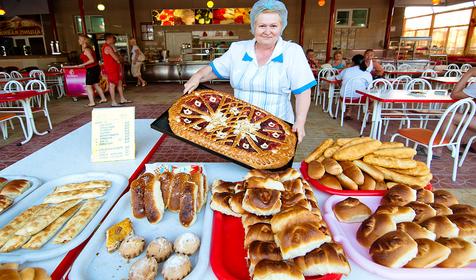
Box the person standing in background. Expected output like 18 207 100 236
364 49 384 78
102 33 132 106
129 38 147 87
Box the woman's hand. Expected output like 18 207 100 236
292 119 306 144
183 74 201 94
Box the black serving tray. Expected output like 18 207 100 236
150 85 296 171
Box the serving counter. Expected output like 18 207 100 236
0 54 68 70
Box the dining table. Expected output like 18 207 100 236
320 77 341 118
423 76 476 89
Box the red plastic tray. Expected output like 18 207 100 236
210 212 343 280
300 161 432 196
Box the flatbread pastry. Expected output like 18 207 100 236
168 90 297 169
53 180 111 194
0 179 31 199
0 195 13 214
53 199 104 244
0 205 46 247
0 234 31 253
22 204 81 249
43 187 108 204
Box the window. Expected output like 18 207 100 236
74 15 105 34
433 9 472 28
141 23 154 41
405 16 432 30
335 9 368 28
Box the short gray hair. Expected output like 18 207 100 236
250 0 288 35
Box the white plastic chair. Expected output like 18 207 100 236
335 76 369 127
4 80 24 92
405 78 433 91
10 71 23 79
461 64 472 72
316 68 338 108
0 112 27 140
24 79 52 130
29 70 46 82
421 69 438 78
444 69 463 78
47 66 60 72
382 64 396 71
398 64 413 71
360 79 393 135
447 63 459 70
391 75 412 90
0 72 11 81
459 135 476 168
391 98 476 181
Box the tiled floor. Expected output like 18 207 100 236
1 82 475 203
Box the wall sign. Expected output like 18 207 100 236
0 15 42 36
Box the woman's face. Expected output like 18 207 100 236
78 36 84 45
254 12 282 47
335 53 342 61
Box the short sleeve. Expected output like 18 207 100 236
287 44 317 94
336 69 346 81
209 43 235 79
463 83 476 98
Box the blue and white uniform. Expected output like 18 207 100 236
209 37 316 123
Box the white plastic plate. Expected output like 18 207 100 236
323 195 476 280
0 175 42 215
0 172 128 263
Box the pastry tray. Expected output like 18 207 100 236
300 161 432 196
0 175 42 215
322 195 476 280
69 164 213 280
150 87 296 171
0 172 128 263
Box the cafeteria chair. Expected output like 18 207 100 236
47 66 60 72
0 72 11 81
335 77 369 127
421 69 438 78
315 68 338 108
0 113 27 141
360 79 394 135
4 80 24 92
444 69 463 78
24 80 52 130
29 70 46 82
397 64 413 71
10 71 23 79
382 64 396 71
461 64 472 72
405 78 432 91
391 98 476 181
447 64 459 70
391 75 412 90
459 135 476 168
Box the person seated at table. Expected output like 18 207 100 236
327 50 346 70
335 54 373 120
306 49 319 77
364 49 384 78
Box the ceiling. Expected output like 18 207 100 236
396 0 473 6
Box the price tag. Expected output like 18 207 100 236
91 106 135 162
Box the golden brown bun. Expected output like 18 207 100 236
318 174 342 190
420 216 460 238
168 173 191 212
416 189 434 204
308 161 325 180
333 197 371 223
429 203 453 216
373 147 417 159
229 191 246 215
294 243 350 276
210 192 240 217
242 188 282 216
246 176 285 191
375 181 388 190
380 142 405 149
447 214 476 242
305 139 334 163
281 193 311 211
270 206 321 233
356 214 397 248
335 138 354 146
157 171 173 208
433 190 459 207
142 173 165 224
360 174 376 191
390 161 431 176
386 182 400 189
242 214 271 233
340 137 372 149
369 230 418 268
253 260 304 280
450 204 476 216
405 201 437 224
375 205 416 223
323 145 340 158
374 166 430 188
282 178 305 195
380 184 417 206
333 139 382 161
0 179 30 198
211 180 238 194
352 160 385 182
0 263 19 270
336 173 358 191
363 155 417 169
244 223 274 248
397 222 436 240
245 168 300 183
0 269 21 280
437 237 476 268
322 158 343 176
405 238 451 268
130 176 146 219
342 161 364 185
19 267 51 280
248 241 282 273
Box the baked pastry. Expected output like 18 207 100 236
247 241 282 273
374 205 416 223
211 180 237 194
405 201 437 223
270 206 321 233
369 230 418 268
433 190 459 207
281 193 310 211
336 173 358 190
244 223 274 248
229 191 246 215
191 172 207 211
242 214 271 233
447 214 476 241
307 160 325 180
179 182 198 227
105 218 134 253
130 176 146 219
429 203 453 216
242 188 282 216
322 158 343 176
420 216 459 238
210 192 240 217
141 173 165 224
352 160 385 182
318 174 342 190
359 173 376 190
53 180 111 193
0 177 7 185
375 180 388 190
283 179 305 195
380 185 417 206
332 139 382 161
168 173 191 212
323 145 340 158
450 204 476 216
294 243 350 276
372 147 417 159
174 232 200 255
396 222 436 240
0 195 13 213
0 269 21 280
416 189 434 204
161 254 192 280
390 161 430 177
253 259 304 280
356 214 396 248
53 199 104 244
437 237 476 268
333 197 371 223
119 234 146 259
363 155 417 170
146 237 173 262
19 267 51 280
0 205 46 247
42 187 108 204
305 139 334 163
0 234 31 252
340 161 364 185
129 257 159 280
0 179 31 198
157 171 173 208
169 90 297 169
374 166 431 188
246 177 284 191
405 238 451 268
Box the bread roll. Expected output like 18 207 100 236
340 161 364 185
450 204 476 216
179 181 198 227
247 241 282 274
373 147 417 159
405 201 437 224
210 192 240 217
0 179 31 199
386 182 400 189
283 179 305 195
333 197 371 223
245 168 300 183
322 158 343 175
375 205 416 223
244 223 274 248
130 176 146 219
380 142 404 149
336 173 358 191
420 216 460 238
0 269 21 280
191 172 207 210
211 180 237 194
357 214 397 248
433 190 459 207
242 214 271 234
168 173 191 212
318 174 342 190
19 267 51 280
437 237 476 268
305 139 334 163
353 160 385 182
429 203 453 216
282 194 311 211
0 263 19 270
405 239 451 268
369 230 418 268
416 189 434 204
229 192 246 215
333 140 382 161
323 145 340 158
336 138 354 146
270 206 321 233
340 137 372 149
308 161 325 180
294 243 351 276
142 173 165 224
390 161 430 176
397 222 436 240
447 214 476 242
242 188 282 216
374 166 430 188
363 155 417 169
360 174 376 190
253 260 304 280
246 176 285 191
375 181 387 190
380 184 417 206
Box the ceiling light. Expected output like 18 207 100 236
318 0 325 7
97 3 105 11
0 8 6 16
207 1 214 8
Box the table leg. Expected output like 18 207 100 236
58 76 66 98
18 98 49 145
369 100 382 139
327 83 335 118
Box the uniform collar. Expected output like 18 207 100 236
242 37 285 64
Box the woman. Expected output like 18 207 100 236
77 34 107 107
327 50 346 70
130 38 147 87
335 54 373 120
306 49 319 77
184 0 315 143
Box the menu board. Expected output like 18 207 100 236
152 8 251 26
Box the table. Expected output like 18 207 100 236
0 77 33 89
0 90 51 145
423 76 476 89
356 89 455 139
0 119 164 279
320 77 340 118
45 72 66 98
384 70 444 79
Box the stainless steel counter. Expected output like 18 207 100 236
125 60 214 83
